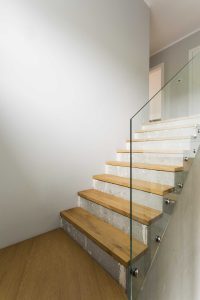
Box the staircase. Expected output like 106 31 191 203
60 114 200 297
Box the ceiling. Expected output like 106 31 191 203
145 0 200 55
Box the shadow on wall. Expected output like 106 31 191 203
0 131 35 248
0 124 75 248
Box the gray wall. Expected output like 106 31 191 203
138 152 200 300
150 30 200 119
0 0 149 248
150 30 200 82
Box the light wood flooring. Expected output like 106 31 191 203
0 229 127 300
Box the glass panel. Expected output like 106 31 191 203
129 52 200 300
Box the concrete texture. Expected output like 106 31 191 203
126 138 196 151
117 152 185 166
93 180 163 211
62 218 127 289
134 126 199 139
136 149 200 300
105 164 183 186
79 196 148 244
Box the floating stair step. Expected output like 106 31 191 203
127 136 191 143
117 151 184 168
117 149 185 154
93 174 174 196
78 189 162 225
135 124 198 133
142 115 200 130
60 207 147 266
126 136 195 152
134 125 199 140
106 161 183 172
143 114 200 126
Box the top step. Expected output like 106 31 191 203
142 114 200 131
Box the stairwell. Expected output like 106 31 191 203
60 114 200 298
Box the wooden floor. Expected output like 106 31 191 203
0 229 127 300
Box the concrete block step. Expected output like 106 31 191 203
93 174 174 211
134 125 199 139
126 136 197 151
61 207 148 290
117 150 185 166
78 189 163 246
105 161 184 186
142 114 200 131
78 189 162 225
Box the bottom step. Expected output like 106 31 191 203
60 207 148 289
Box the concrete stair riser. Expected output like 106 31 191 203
61 192 175 295
105 164 184 186
134 126 199 139
62 217 154 296
142 117 200 130
62 218 128 289
79 196 171 252
79 196 148 244
116 152 185 166
93 179 164 211
126 139 193 151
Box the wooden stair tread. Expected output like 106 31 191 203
60 207 147 266
93 174 174 196
78 189 162 225
143 114 200 125
117 149 185 154
106 161 183 172
127 136 191 142
135 124 198 133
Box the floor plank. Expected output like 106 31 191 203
0 229 127 300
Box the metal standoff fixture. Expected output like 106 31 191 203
177 183 184 189
155 235 161 243
130 268 139 278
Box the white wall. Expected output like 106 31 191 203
0 0 149 248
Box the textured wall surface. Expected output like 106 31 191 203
137 150 200 300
